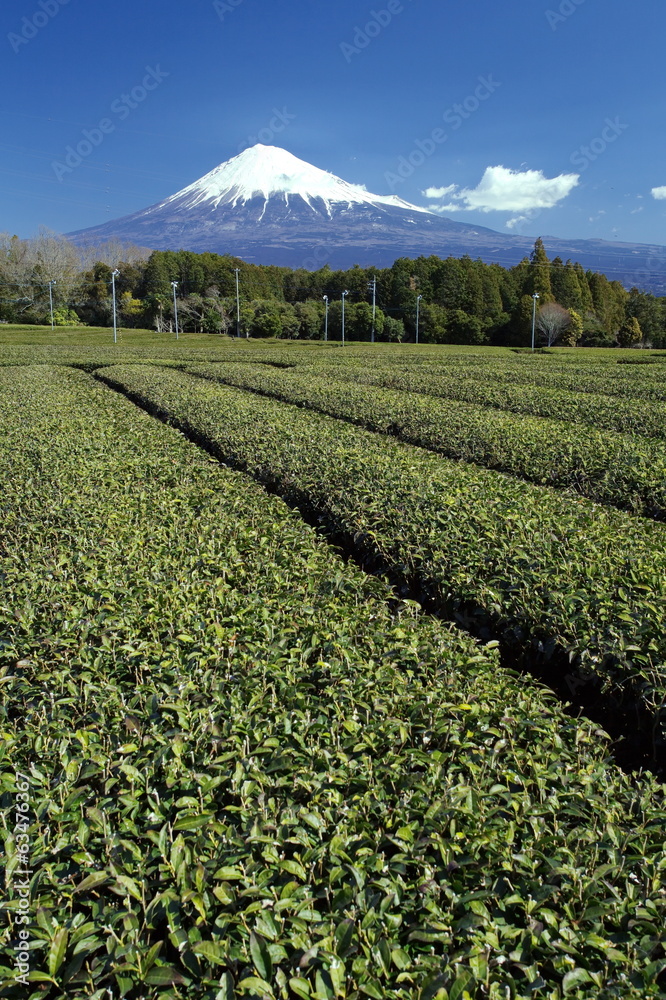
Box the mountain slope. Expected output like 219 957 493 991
68 145 666 292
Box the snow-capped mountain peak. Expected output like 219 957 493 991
67 145 666 292
162 144 432 216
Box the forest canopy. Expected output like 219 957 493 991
1 230 665 347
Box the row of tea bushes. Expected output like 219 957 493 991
292 351 666 396
98 365 666 760
183 362 666 520
295 362 666 439
5 369 666 997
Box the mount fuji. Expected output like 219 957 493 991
68 145 666 292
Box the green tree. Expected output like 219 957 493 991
625 288 662 346
560 309 583 346
446 309 487 345
276 302 300 339
432 257 464 310
573 263 594 315
506 294 537 346
382 316 405 342
119 292 144 328
528 238 553 301
142 253 173 298
418 302 448 343
249 301 282 338
294 301 322 339
617 315 642 347
352 301 385 341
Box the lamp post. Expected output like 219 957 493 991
368 277 377 343
416 294 423 345
234 268 241 338
171 281 179 340
111 269 120 344
323 295 328 342
531 293 540 352
48 280 56 330
341 290 349 347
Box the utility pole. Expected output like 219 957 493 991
531 293 540 352
48 280 56 330
234 268 241 338
416 294 423 345
171 281 179 340
111 269 120 343
368 277 377 343
341 290 349 347
323 295 328 341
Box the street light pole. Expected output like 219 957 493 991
368 277 377 343
341 290 349 347
171 281 179 340
111 269 120 344
323 295 328 342
234 268 241 338
416 294 423 345
48 280 56 330
531 293 540 352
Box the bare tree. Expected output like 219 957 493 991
31 228 80 295
0 233 38 316
0 229 81 318
76 239 152 271
537 301 571 347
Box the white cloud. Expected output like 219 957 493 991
505 215 529 230
422 165 579 217
423 184 457 199
652 186 666 200
428 202 462 213
457 165 579 212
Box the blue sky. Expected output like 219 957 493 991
2 0 665 248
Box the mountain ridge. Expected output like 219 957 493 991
68 145 666 293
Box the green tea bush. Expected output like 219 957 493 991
1 364 665 999
184 362 666 519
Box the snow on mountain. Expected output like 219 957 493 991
67 145 666 292
160 144 433 218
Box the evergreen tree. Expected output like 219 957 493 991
560 309 583 346
458 256 485 317
573 263 594 315
142 253 173 298
417 302 447 343
617 315 642 347
432 257 464 310
382 316 405 342
446 309 487 345
480 263 504 319
528 238 553 301
293 301 323 339
626 288 662 346
506 294 537 346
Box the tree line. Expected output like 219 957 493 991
1 230 665 347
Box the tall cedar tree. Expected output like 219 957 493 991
528 238 554 301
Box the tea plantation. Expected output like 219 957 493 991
1 336 665 1000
